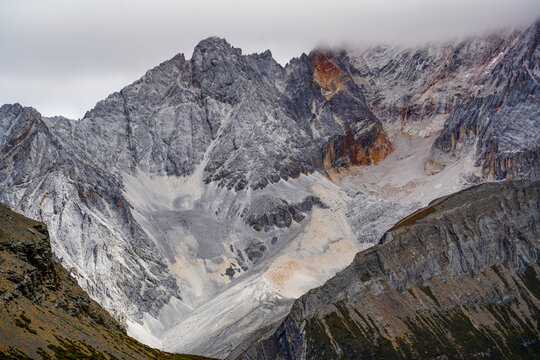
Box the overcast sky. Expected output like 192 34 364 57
1 0 539 119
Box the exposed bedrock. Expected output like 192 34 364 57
245 195 328 232
425 19 540 180
236 180 540 360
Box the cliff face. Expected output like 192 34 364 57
236 180 540 360
282 51 393 176
0 202 210 360
350 29 523 138
425 20 540 180
350 21 539 182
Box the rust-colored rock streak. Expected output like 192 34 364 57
482 139 540 180
321 124 392 170
312 53 346 100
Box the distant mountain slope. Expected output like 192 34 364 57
427 19 540 180
0 202 211 360
235 180 540 360
350 19 540 180
350 29 522 138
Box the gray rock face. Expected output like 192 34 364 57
200 48 391 191
237 180 540 360
0 103 180 320
425 20 540 180
350 30 522 137
245 195 328 231
350 22 539 181
67 38 389 191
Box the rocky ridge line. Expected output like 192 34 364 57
235 180 540 359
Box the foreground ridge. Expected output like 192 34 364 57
236 180 540 359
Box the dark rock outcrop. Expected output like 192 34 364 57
235 180 540 359
245 195 328 231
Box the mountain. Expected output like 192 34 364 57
0 40 400 357
63 40 390 189
0 19 538 357
235 180 540 360
428 21 540 179
0 202 211 359
350 22 539 179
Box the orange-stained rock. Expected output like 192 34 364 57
320 123 392 171
311 53 346 100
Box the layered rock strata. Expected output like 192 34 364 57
236 180 540 360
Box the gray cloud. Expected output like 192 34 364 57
1 0 539 118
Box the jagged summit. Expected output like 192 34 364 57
193 36 277 65
193 36 241 55
58 36 389 190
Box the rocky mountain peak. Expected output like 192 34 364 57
193 36 240 56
